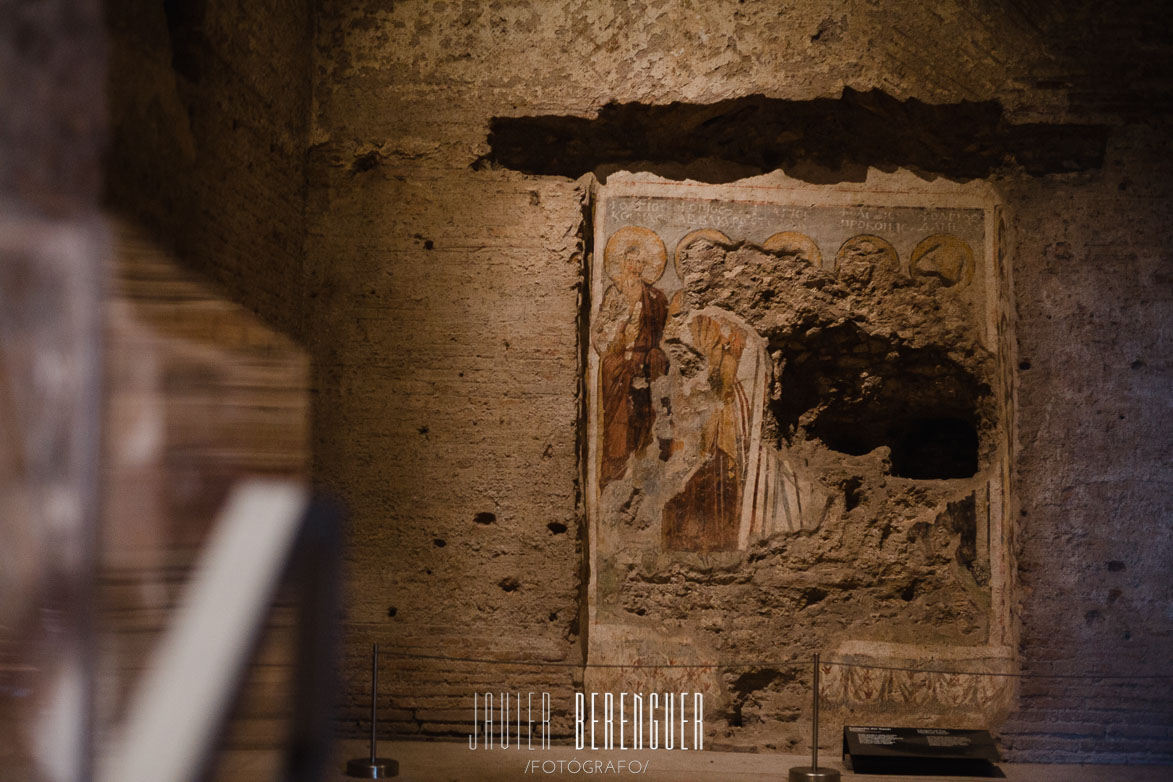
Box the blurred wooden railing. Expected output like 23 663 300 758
98 220 314 780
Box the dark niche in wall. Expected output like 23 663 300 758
480 88 1109 183
890 418 980 479
769 324 986 479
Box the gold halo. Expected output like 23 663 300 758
603 226 668 284
834 234 899 271
763 231 822 266
673 228 731 278
909 234 975 287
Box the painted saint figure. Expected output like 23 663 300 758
595 227 670 488
659 305 837 553
662 312 751 551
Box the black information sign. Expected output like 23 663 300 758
843 726 1003 777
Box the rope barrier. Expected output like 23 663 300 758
375 650 1173 680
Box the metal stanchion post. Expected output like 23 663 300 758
788 653 840 782
346 644 399 778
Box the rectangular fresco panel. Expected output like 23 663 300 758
584 175 1013 741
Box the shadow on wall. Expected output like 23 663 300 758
480 88 1109 183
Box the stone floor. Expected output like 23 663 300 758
214 740 1173 781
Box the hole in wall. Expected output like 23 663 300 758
900 578 922 601
800 587 828 607
889 417 979 479
770 323 986 479
350 151 379 174
841 477 863 511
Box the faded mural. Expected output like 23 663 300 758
585 176 1015 748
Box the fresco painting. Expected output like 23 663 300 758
590 190 986 558
585 179 1010 725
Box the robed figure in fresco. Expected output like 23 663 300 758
593 225 837 552
658 304 838 552
595 226 670 488
658 225 837 552
662 311 751 551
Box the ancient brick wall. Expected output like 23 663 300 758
306 0 1172 763
103 0 315 339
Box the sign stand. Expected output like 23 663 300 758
789 653 841 782
345 644 399 778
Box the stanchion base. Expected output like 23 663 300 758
788 766 841 782
345 757 399 778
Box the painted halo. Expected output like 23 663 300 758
834 233 899 271
763 230 822 266
909 233 975 287
673 228 732 279
604 226 668 284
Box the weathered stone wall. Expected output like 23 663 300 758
304 44 588 738
308 0 1172 762
104 0 315 338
